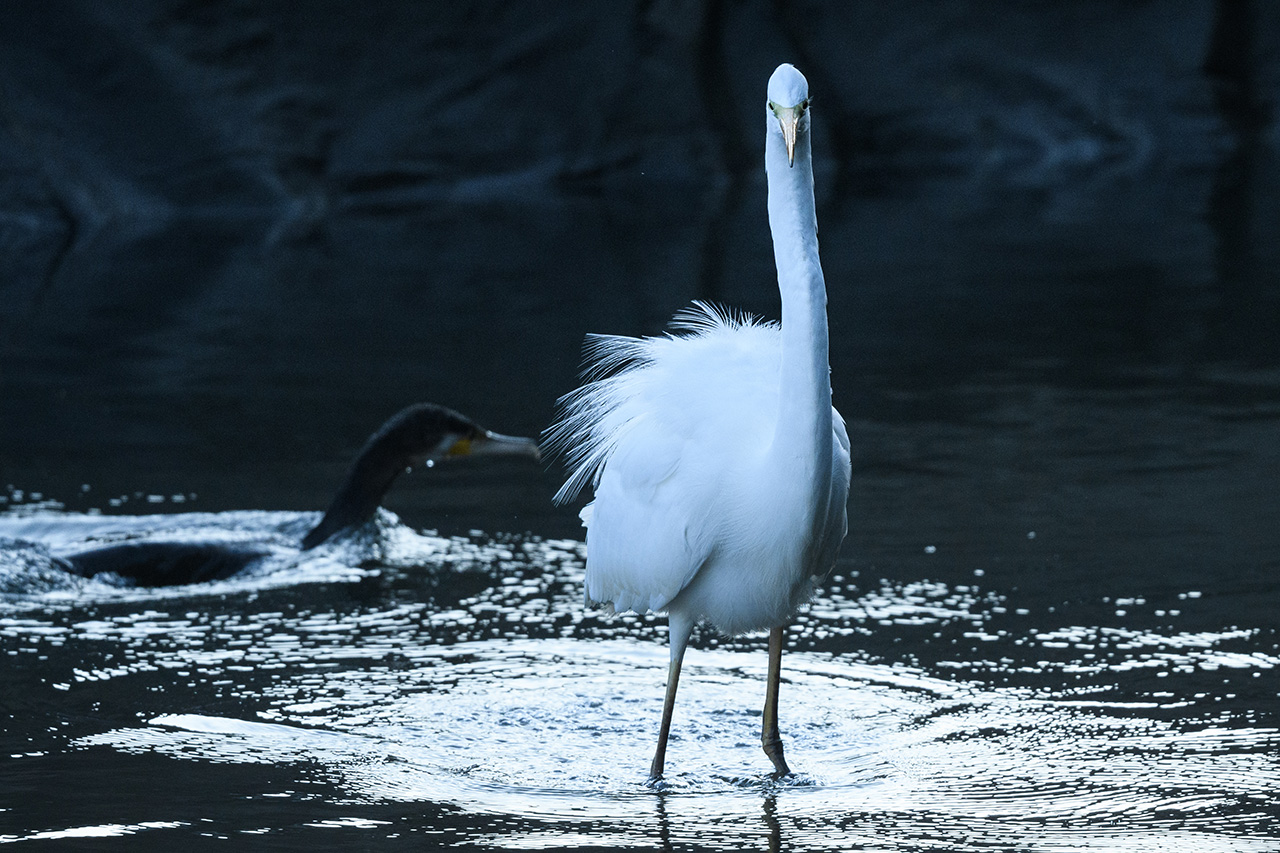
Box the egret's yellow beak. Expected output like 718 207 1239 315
770 103 802 167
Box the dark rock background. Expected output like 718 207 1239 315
1 1 1278 533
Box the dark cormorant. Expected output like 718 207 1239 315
58 404 540 586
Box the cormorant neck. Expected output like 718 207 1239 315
301 430 410 550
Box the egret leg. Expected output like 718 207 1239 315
649 616 693 783
762 624 791 777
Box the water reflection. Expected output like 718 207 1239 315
66 669 1278 848
2 55 1279 849
1 507 1275 849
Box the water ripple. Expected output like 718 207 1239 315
69 638 1278 848
3 509 1278 849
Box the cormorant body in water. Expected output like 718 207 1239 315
56 404 540 586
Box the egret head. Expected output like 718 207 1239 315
766 63 811 167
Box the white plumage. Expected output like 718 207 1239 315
551 304 848 629
547 63 851 782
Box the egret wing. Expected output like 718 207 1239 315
581 428 718 613
547 303 782 615
812 406 852 578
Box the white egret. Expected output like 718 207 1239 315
547 63 851 781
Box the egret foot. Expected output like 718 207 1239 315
762 730 791 777
646 618 689 784
761 624 791 776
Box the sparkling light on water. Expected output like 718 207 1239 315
2 508 1278 850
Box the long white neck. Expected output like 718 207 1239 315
765 116 832 496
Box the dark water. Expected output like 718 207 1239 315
3 145 1280 849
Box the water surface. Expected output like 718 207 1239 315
3 111 1279 852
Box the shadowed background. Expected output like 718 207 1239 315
2 2 1280 848
3 1 1277 534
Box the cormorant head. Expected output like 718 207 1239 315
389 403 541 466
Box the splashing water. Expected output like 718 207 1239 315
1 506 1276 850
